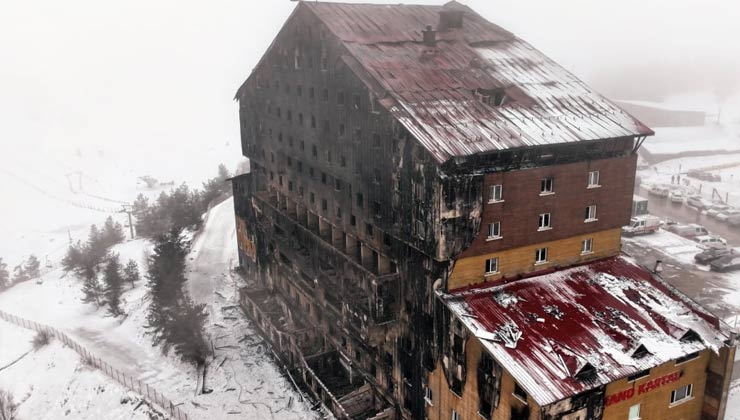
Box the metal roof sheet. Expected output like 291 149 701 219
441 256 733 406
304 2 654 164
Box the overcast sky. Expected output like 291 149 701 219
1 0 738 167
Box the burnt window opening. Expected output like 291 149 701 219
336 206 342 219
372 133 381 148
373 168 381 183
339 124 345 136
383 233 391 246
366 223 374 238
278 133 283 143
335 179 341 191
297 161 303 172
320 53 328 71
350 214 356 226
477 352 497 419
326 150 332 164
298 113 303 125
286 110 292 122
288 136 294 147
355 128 363 143
287 157 292 167
475 88 507 107
340 156 347 168
321 172 327 185
294 47 301 69
337 91 345 105
321 199 328 211
311 115 316 129
288 181 293 192
353 93 361 109
372 201 381 217
627 369 650 382
312 145 318 158
276 107 282 118
308 167 315 177
513 383 527 402
270 152 275 163
307 55 314 69
356 193 364 207
322 88 329 101
309 192 315 204
309 86 315 99
300 140 305 151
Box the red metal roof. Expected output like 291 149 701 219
441 256 733 406
304 2 654 164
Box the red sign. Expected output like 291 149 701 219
605 371 681 407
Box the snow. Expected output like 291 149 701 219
0 321 165 420
729 380 740 420
0 198 317 420
623 229 704 266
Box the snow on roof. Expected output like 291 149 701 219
441 255 734 407
300 2 652 164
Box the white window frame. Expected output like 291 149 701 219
581 238 593 255
540 177 555 195
585 205 598 222
487 221 502 240
670 384 693 405
588 170 601 188
538 213 552 230
451 409 461 420
535 248 548 265
485 257 499 276
628 403 641 420
424 386 433 406
489 184 503 203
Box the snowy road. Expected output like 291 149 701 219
187 197 237 309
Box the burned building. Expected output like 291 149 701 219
231 2 736 419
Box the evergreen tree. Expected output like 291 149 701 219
0 258 9 289
146 229 189 344
12 264 29 283
62 241 85 273
86 224 107 264
169 297 209 364
25 255 41 279
101 216 126 248
123 259 140 288
81 272 104 306
217 163 230 181
103 254 124 316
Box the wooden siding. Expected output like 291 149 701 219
448 228 622 290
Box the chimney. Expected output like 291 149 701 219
422 25 436 47
438 9 464 31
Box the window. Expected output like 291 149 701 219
372 133 381 148
309 192 315 204
628 404 641 420
585 205 598 222
334 178 341 191
424 386 433 405
581 238 593 254
671 384 693 404
416 220 425 239
676 352 700 365
350 214 356 226
356 193 364 207
322 88 329 101
372 201 381 216
513 383 528 402
339 124 345 136
366 223 374 238
321 199 328 211
535 248 548 264
540 177 554 194
321 172 327 184
353 94 361 110
337 91 345 105
311 115 316 128
538 213 551 230
309 87 315 99
485 257 499 275
340 155 347 168
312 145 318 158
487 221 501 239
373 168 381 183
588 170 600 187
627 370 650 382
335 206 342 219
451 410 461 420
489 184 503 203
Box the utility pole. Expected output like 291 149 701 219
121 204 135 239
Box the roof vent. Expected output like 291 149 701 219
680 329 702 343
422 25 437 47
438 10 464 31
632 344 651 359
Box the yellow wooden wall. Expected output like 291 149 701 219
425 338 541 420
448 228 622 290
602 350 709 420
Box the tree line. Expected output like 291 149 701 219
0 255 41 291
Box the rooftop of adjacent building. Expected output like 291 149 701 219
440 255 735 407
240 1 654 164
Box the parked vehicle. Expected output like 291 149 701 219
695 247 734 265
710 255 740 272
686 195 709 210
632 195 649 217
716 209 740 222
707 204 731 219
687 169 721 182
667 224 709 239
623 215 661 237
693 235 728 249
669 190 685 204
648 185 670 198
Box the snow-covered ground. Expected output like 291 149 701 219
729 380 740 420
0 198 316 419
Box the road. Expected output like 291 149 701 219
636 186 740 246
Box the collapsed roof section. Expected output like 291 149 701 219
303 1 653 164
440 256 734 406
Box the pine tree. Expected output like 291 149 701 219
169 297 209 364
12 264 29 283
80 270 104 306
103 254 124 316
123 259 140 288
217 163 231 182
101 216 126 248
0 258 9 289
24 255 41 279
62 241 85 272
86 224 107 264
146 229 189 344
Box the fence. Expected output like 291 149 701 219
0 310 189 420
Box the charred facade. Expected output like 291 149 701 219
231 2 734 420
